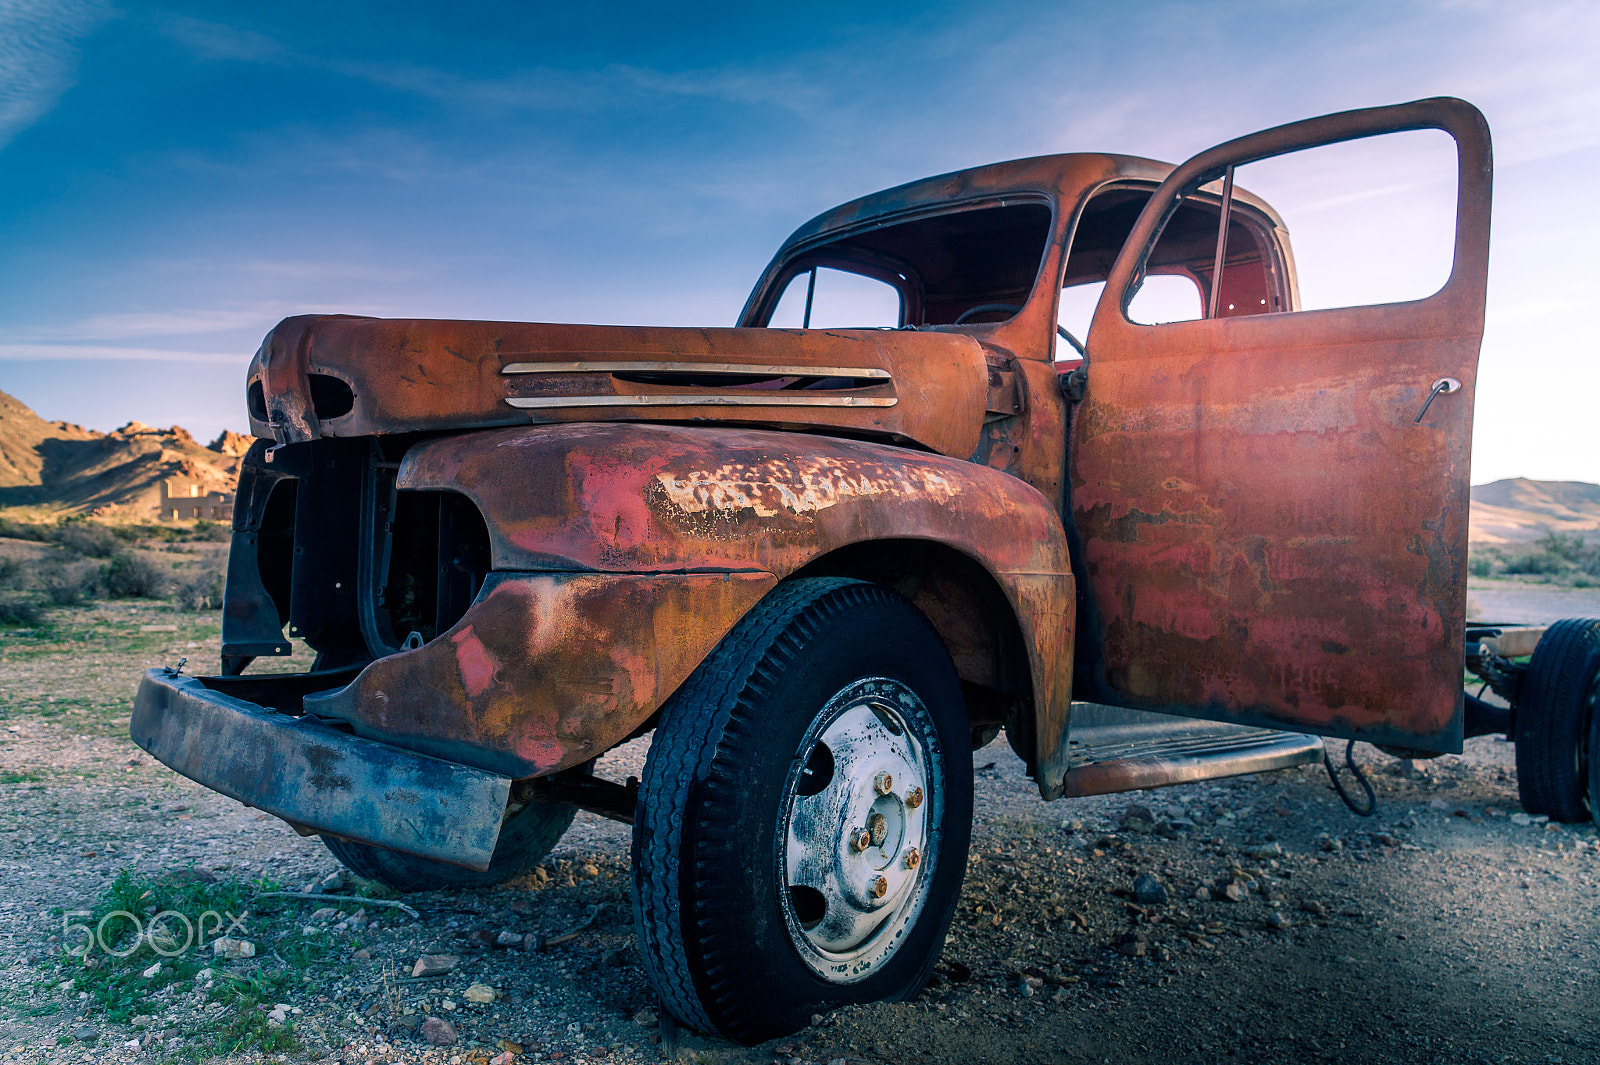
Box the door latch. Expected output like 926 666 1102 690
1413 377 1461 423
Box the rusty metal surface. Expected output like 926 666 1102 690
384 422 1075 781
246 317 991 461
305 570 776 779
1068 98 1491 753
130 668 511 868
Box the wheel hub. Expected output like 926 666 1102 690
780 678 939 980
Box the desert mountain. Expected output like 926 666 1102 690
1469 478 1600 545
0 388 245 518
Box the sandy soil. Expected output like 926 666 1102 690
1 600 1598 1065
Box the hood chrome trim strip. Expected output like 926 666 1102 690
501 360 890 379
505 394 897 409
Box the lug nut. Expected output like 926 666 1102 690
874 771 893 795
903 847 920 870
905 787 924 809
851 829 872 852
868 812 888 847
869 876 888 899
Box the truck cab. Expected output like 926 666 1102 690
133 98 1529 1043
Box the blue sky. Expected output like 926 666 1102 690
1 0 1596 483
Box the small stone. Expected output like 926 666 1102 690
212 937 255 960
1429 798 1449 810
633 1008 658 1027
1123 803 1154 824
497 1040 525 1054
1300 899 1327 917
1062 819 1083 833
1113 932 1148 957
1222 882 1248 903
351 948 371 961
1193 886 1211 902
411 953 460 978
1243 842 1283 859
1122 818 1153 835
1509 812 1532 826
309 907 339 922
496 930 523 948
318 870 347 892
491 1054 516 1065
395 1015 422 1033
266 1005 289 1026
141 961 161 979
463 983 496 1004
581 863 600 877
419 1017 458 1046
1264 911 1293 930
441 999 457 1011
1132 873 1168 905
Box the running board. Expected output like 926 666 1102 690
1055 703 1325 799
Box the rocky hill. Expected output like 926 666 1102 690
0 388 244 519
1469 477 1600 545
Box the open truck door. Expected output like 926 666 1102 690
1068 98 1492 753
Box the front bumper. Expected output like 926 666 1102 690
131 669 511 869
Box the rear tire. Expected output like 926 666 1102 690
632 577 972 1043
1513 617 1600 823
322 799 578 893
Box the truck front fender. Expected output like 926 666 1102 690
396 423 1075 788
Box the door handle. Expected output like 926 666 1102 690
1413 377 1461 423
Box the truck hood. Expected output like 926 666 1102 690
247 315 997 459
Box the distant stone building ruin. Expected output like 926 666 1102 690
158 477 234 521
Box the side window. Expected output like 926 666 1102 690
1226 128 1457 311
769 267 902 329
1058 277 1205 360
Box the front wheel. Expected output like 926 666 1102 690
632 578 972 1043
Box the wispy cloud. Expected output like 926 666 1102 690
0 0 112 150
0 343 243 364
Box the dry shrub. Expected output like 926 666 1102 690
39 562 100 605
0 594 45 627
173 568 225 611
50 522 123 558
100 552 170 599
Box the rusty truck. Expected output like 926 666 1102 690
132 97 1600 1041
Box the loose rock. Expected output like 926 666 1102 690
463 982 497 1004
212 937 255 960
419 1016 458 1046
1132 873 1168 905
411 953 460 978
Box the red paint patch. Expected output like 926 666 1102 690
451 625 499 697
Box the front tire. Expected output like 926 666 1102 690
632 578 972 1043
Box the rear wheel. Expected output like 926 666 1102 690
632 578 972 1043
1513 617 1600 823
322 797 577 893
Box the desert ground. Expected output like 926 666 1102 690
0 574 1597 1065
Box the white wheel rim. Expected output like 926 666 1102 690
777 677 941 982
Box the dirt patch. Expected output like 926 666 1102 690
1 605 1598 1065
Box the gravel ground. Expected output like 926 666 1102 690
2 589 1598 1065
